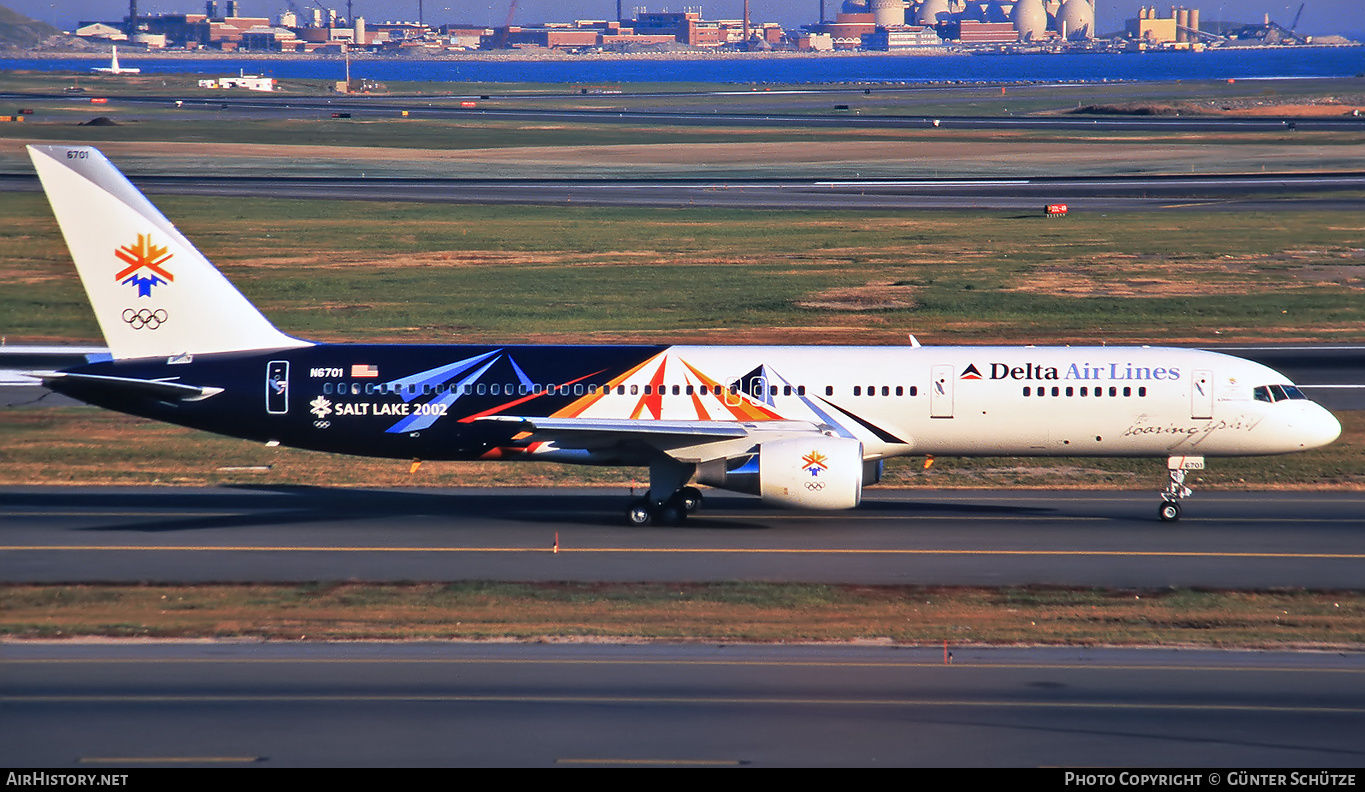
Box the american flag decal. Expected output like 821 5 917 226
351 364 379 378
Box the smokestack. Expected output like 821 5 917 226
617 0 623 21
127 0 137 35
744 0 750 46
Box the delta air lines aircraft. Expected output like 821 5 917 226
25 145 1342 524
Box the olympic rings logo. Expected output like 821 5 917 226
122 307 167 330
805 481 825 491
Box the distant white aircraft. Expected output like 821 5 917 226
92 45 140 75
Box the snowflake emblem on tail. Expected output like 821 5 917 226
114 233 174 297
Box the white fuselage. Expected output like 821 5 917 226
554 344 1341 462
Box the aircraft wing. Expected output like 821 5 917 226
475 415 832 462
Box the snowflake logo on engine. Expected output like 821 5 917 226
801 450 828 477
114 233 174 297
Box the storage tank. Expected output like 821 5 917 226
1011 0 1047 39
1057 0 1094 39
871 0 907 27
914 0 951 25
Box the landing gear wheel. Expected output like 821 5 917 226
625 497 687 527
1158 501 1181 522
626 500 652 526
678 486 703 513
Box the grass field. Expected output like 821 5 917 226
3 583 1361 647
3 193 1363 347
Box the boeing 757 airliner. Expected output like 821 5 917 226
24 145 1342 524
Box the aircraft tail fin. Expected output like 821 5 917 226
27 145 311 360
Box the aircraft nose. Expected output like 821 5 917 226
1296 404 1342 450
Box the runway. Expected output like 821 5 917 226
3 487 1362 588
5 171 1365 213
3 642 1362 767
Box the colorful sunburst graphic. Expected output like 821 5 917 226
115 233 174 297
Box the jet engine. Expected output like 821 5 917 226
696 435 864 509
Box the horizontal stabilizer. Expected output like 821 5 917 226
41 371 223 402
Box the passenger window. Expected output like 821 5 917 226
324 383 333 394
1023 387 1031 396
783 386 792 396
672 385 680 396
630 384 639 395
1065 387 1073 397
798 385 806 396
825 386 833 396
910 386 918 396
575 384 584 396
476 383 486 395
895 386 903 396
1123 387 1131 397
490 384 500 396
1080 387 1088 396
1109 387 1117 397
1138 387 1147 397
853 386 861 396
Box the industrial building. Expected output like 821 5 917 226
70 0 1304 55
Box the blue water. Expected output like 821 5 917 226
2 47 1362 84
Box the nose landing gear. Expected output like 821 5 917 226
1158 456 1202 522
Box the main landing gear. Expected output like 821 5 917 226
1158 455 1202 522
626 486 704 527
625 458 702 527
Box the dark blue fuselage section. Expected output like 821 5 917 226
55 343 667 460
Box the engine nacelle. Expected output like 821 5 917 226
696 435 864 510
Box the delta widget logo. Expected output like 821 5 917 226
960 364 984 380
115 233 174 297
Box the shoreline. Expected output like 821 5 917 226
5 41 1360 65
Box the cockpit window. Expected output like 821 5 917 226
1254 384 1309 403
